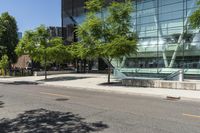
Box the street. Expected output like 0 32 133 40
0 83 200 133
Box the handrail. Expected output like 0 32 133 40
113 68 127 79
102 58 114 69
164 70 180 80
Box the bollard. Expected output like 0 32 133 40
179 69 184 82
34 71 37 77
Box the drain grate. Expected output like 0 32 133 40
166 96 181 101
55 98 69 101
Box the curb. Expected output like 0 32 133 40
39 83 200 102
0 80 42 85
1 79 200 102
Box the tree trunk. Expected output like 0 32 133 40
44 56 47 80
86 60 89 73
3 68 6 76
9 62 12 76
107 65 111 84
80 60 82 73
31 60 33 76
83 59 86 73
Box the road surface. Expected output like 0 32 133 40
0 83 200 133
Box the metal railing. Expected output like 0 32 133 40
164 70 184 81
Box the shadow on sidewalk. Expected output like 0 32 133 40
0 108 108 133
0 81 39 85
98 82 123 87
38 76 92 82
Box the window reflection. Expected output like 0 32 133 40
62 0 200 69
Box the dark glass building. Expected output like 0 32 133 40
61 0 85 44
61 0 124 44
62 0 200 78
47 26 63 38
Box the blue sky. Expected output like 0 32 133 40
0 0 61 33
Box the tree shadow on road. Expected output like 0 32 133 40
0 108 108 133
38 76 92 82
0 101 4 108
98 81 123 87
0 95 4 108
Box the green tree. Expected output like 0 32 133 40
0 55 9 76
190 0 200 29
15 25 71 79
0 12 18 63
75 0 138 83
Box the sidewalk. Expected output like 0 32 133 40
0 73 200 101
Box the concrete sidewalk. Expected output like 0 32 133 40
0 73 200 101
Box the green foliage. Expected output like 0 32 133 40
76 0 137 60
72 13 104 60
0 12 18 63
15 30 38 60
101 36 137 59
190 0 200 29
0 54 9 69
0 54 9 76
76 14 103 45
69 42 100 60
190 9 200 29
75 0 138 83
107 1 133 35
15 25 71 67
68 43 88 60
85 0 104 12
47 37 71 64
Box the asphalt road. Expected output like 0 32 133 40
0 83 200 133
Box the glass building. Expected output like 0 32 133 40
62 0 200 78
47 27 63 38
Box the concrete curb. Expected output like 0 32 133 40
0 80 42 85
40 83 200 102
1 75 200 102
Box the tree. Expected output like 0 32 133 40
190 0 200 29
0 55 9 76
75 0 138 83
0 12 18 63
15 25 71 79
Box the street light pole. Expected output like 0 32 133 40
44 39 49 80
44 45 47 80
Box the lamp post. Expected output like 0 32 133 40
44 39 50 80
44 44 47 80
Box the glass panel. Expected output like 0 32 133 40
61 0 200 70
159 11 183 21
159 0 182 6
137 0 156 11
159 2 183 14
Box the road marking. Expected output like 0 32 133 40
182 113 200 119
40 92 70 98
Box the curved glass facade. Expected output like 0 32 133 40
62 0 200 78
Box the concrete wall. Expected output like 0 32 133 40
122 79 200 91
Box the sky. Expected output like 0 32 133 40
0 0 61 33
